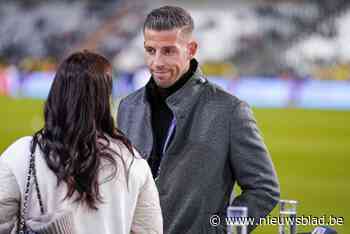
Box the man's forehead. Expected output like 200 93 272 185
144 28 188 45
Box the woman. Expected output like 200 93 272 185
0 51 163 234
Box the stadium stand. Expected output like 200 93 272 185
1 0 350 80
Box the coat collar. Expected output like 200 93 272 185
166 62 207 118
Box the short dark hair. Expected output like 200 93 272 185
143 5 194 33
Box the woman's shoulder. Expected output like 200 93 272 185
0 136 34 193
109 139 151 184
110 139 149 169
0 136 33 163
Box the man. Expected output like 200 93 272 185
117 6 280 233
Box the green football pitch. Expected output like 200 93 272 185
0 95 349 233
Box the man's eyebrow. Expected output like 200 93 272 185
162 46 177 50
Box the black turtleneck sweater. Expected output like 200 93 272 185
146 59 198 177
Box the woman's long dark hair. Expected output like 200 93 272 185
33 50 133 210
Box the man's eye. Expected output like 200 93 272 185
163 49 175 55
146 48 155 54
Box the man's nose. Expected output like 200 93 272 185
152 52 165 67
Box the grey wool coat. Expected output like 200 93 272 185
117 67 280 234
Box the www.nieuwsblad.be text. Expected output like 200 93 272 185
209 215 344 227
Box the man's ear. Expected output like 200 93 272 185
188 40 198 59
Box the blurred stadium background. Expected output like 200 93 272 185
0 0 349 233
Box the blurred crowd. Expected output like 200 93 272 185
1 0 350 81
